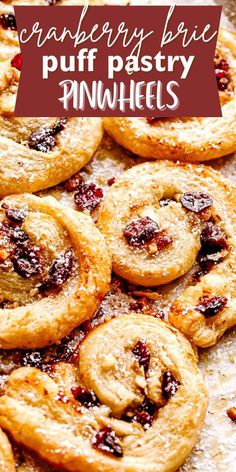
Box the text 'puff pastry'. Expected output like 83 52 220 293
0 428 15 472
98 160 236 347
0 315 208 472
0 116 103 196
104 29 236 162
0 193 111 349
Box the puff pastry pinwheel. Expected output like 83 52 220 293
104 29 236 162
0 116 103 196
0 315 207 472
98 160 236 347
0 428 15 472
0 193 111 349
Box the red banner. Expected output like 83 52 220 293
14 5 222 117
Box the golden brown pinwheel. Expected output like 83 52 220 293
104 30 236 162
0 3 104 198
0 115 103 195
98 160 236 347
0 315 208 472
0 193 111 349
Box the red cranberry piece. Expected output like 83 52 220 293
147 117 158 124
64 173 84 192
195 295 227 318
11 243 43 279
197 251 224 272
0 220 28 244
22 351 43 368
227 407 236 422
132 410 154 430
162 371 180 400
11 227 29 244
123 217 160 247
2 203 26 225
71 386 100 408
28 119 67 153
11 53 22 71
180 192 213 213
0 14 17 30
39 250 74 291
215 69 225 79
200 222 228 252
214 55 230 91
92 427 123 458
52 117 67 135
125 398 156 430
74 182 103 212
218 77 230 92
28 128 56 153
155 231 173 251
107 177 116 186
140 397 156 416
132 339 150 372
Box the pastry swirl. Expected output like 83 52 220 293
104 30 236 162
0 428 15 472
0 193 111 349
98 160 236 347
0 314 207 472
0 116 103 196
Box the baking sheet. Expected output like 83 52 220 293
0 1 235 471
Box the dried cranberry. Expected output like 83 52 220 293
28 118 66 153
92 427 123 458
132 410 154 430
227 407 236 422
0 14 17 30
180 192 213 213
197 251 224 272
107 177 116 186
0 220 28 245
11 227 29 244
124 398 156 430
74 182 103 212
200 222 228 252
197 223 228 273
132 340 150 372
147 117 158 124
155 231 173 251
28 129 56 153
140 397 156 416
162 371 180 400
64 173 84 192
22 351 43 368
11 243 43 278
11 53 22 71
71 386 100 408
52 117 67 135
195 295 227 318
2 203 26 225
214 54 231 91
123 217 159 247
39 250 74 291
